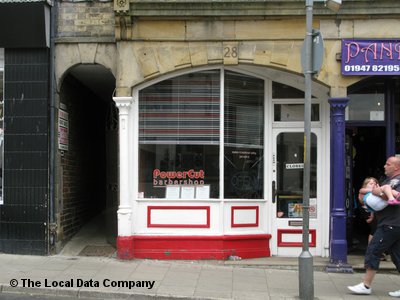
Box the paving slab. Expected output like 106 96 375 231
0 253 399 299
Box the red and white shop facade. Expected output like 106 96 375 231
113 65 331 260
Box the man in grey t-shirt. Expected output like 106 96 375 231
348 156 400 297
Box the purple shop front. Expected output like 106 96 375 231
342 39 400 75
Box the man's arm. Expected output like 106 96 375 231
372 186 385 199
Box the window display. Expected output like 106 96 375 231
139 69 264 200
139 70 220 198
224 71 264 199
139 144 219 198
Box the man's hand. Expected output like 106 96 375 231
366 213 374 223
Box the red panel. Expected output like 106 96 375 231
231 206 259 227
277 229 316 247
147 206 210 228
116 234 271 260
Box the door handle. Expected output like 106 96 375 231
272 180 276 203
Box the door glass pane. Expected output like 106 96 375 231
224 71 264 199
276 132 317 218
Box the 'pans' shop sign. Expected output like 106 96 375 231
342 39 400 75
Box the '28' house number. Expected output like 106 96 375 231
223 43 239 65
224 46 238 58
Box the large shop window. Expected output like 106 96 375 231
224 71 264 199
139 70 264 200
0 48 3 205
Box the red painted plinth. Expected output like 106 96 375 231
116 236 135 260
117 234 271 260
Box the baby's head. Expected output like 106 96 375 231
362 177 379 189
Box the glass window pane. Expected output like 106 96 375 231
224 146 263 199
139 70 220 144
346 93 385 121
139 70 220 199
139 144 219 199
347 79 385 121
224 71 264 199
276 132 317 219
274 104 320 122
273 82 304 98
224 71 264 146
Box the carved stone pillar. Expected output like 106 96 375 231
326 97 353 273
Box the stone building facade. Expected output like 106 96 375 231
2 0 399 263
52 1 400 262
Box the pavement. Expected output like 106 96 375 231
0 215 399 300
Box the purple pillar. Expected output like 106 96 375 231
326 97 353 273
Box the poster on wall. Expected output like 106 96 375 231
342 39 400 75
58 107 69 151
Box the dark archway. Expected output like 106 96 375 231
58 64 117 252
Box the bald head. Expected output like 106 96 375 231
384 156 400 178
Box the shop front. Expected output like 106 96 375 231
53 0 400 262
342 40 400 256
105 3 348 260
114 65 331 260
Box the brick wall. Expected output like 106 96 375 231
58 74 107 244
57 1 115 40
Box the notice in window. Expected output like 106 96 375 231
196 185 210 199
181 186 195 199
165 185 180 199
370 111 384 121
288 203 303 218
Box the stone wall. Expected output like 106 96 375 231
57 1 115 41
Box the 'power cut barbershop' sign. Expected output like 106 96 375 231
342 39 400 75
153 169 205 187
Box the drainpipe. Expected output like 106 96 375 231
48 0 58 253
